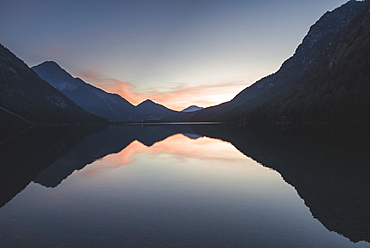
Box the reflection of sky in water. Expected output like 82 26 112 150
0 134 369 247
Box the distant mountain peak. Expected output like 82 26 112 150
33 61 73 77
35 61 64 71
138 99 155 105
137 99 171 108
135 99 178 120
33 61 83 91
32 63 179 121
0 44 107 125
181 105 203 113
40 60 59 65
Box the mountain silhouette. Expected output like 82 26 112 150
191 0 370 124
135 99 178 121
0 45 107 125
33 62 178 122
32 61 138 121
181 105 203 113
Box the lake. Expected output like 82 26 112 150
0 124 369 247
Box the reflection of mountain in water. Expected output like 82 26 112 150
1 124 369 243
33 125 175 187
0 126 101 208
34 124 201 187
191 124 370 243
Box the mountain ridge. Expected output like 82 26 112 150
33 62 179 122
32 61 137 121
191 0 370 124
0 44 107 125
181 105 203 113
135 99 178 120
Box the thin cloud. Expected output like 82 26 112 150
77 71 246 110
77 71 141 104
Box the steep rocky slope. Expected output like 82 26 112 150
0 44 107 125
33 62 179 122
33 61 137 121
192 0 370 123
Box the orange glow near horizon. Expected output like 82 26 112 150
77 71 247 111
77 140 147 177
77 133 247 177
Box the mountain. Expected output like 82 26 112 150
135 99 178 121
32 62 179 122
32 61 137 122
0 44 107 125
181 105 203 113
163 105 203 122
192 0 370 124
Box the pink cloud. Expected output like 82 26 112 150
77 71 246 111
77 71 142 104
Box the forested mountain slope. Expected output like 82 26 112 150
0 45 107 125
192 0 370 123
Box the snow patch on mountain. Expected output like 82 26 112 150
181 105 203 113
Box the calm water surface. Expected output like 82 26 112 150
0 124 369 247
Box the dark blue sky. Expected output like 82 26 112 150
0 0 348 109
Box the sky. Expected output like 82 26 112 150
0 0 349 110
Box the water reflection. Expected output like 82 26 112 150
0 125 101 207
0 124 369 246
193 124 370 243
